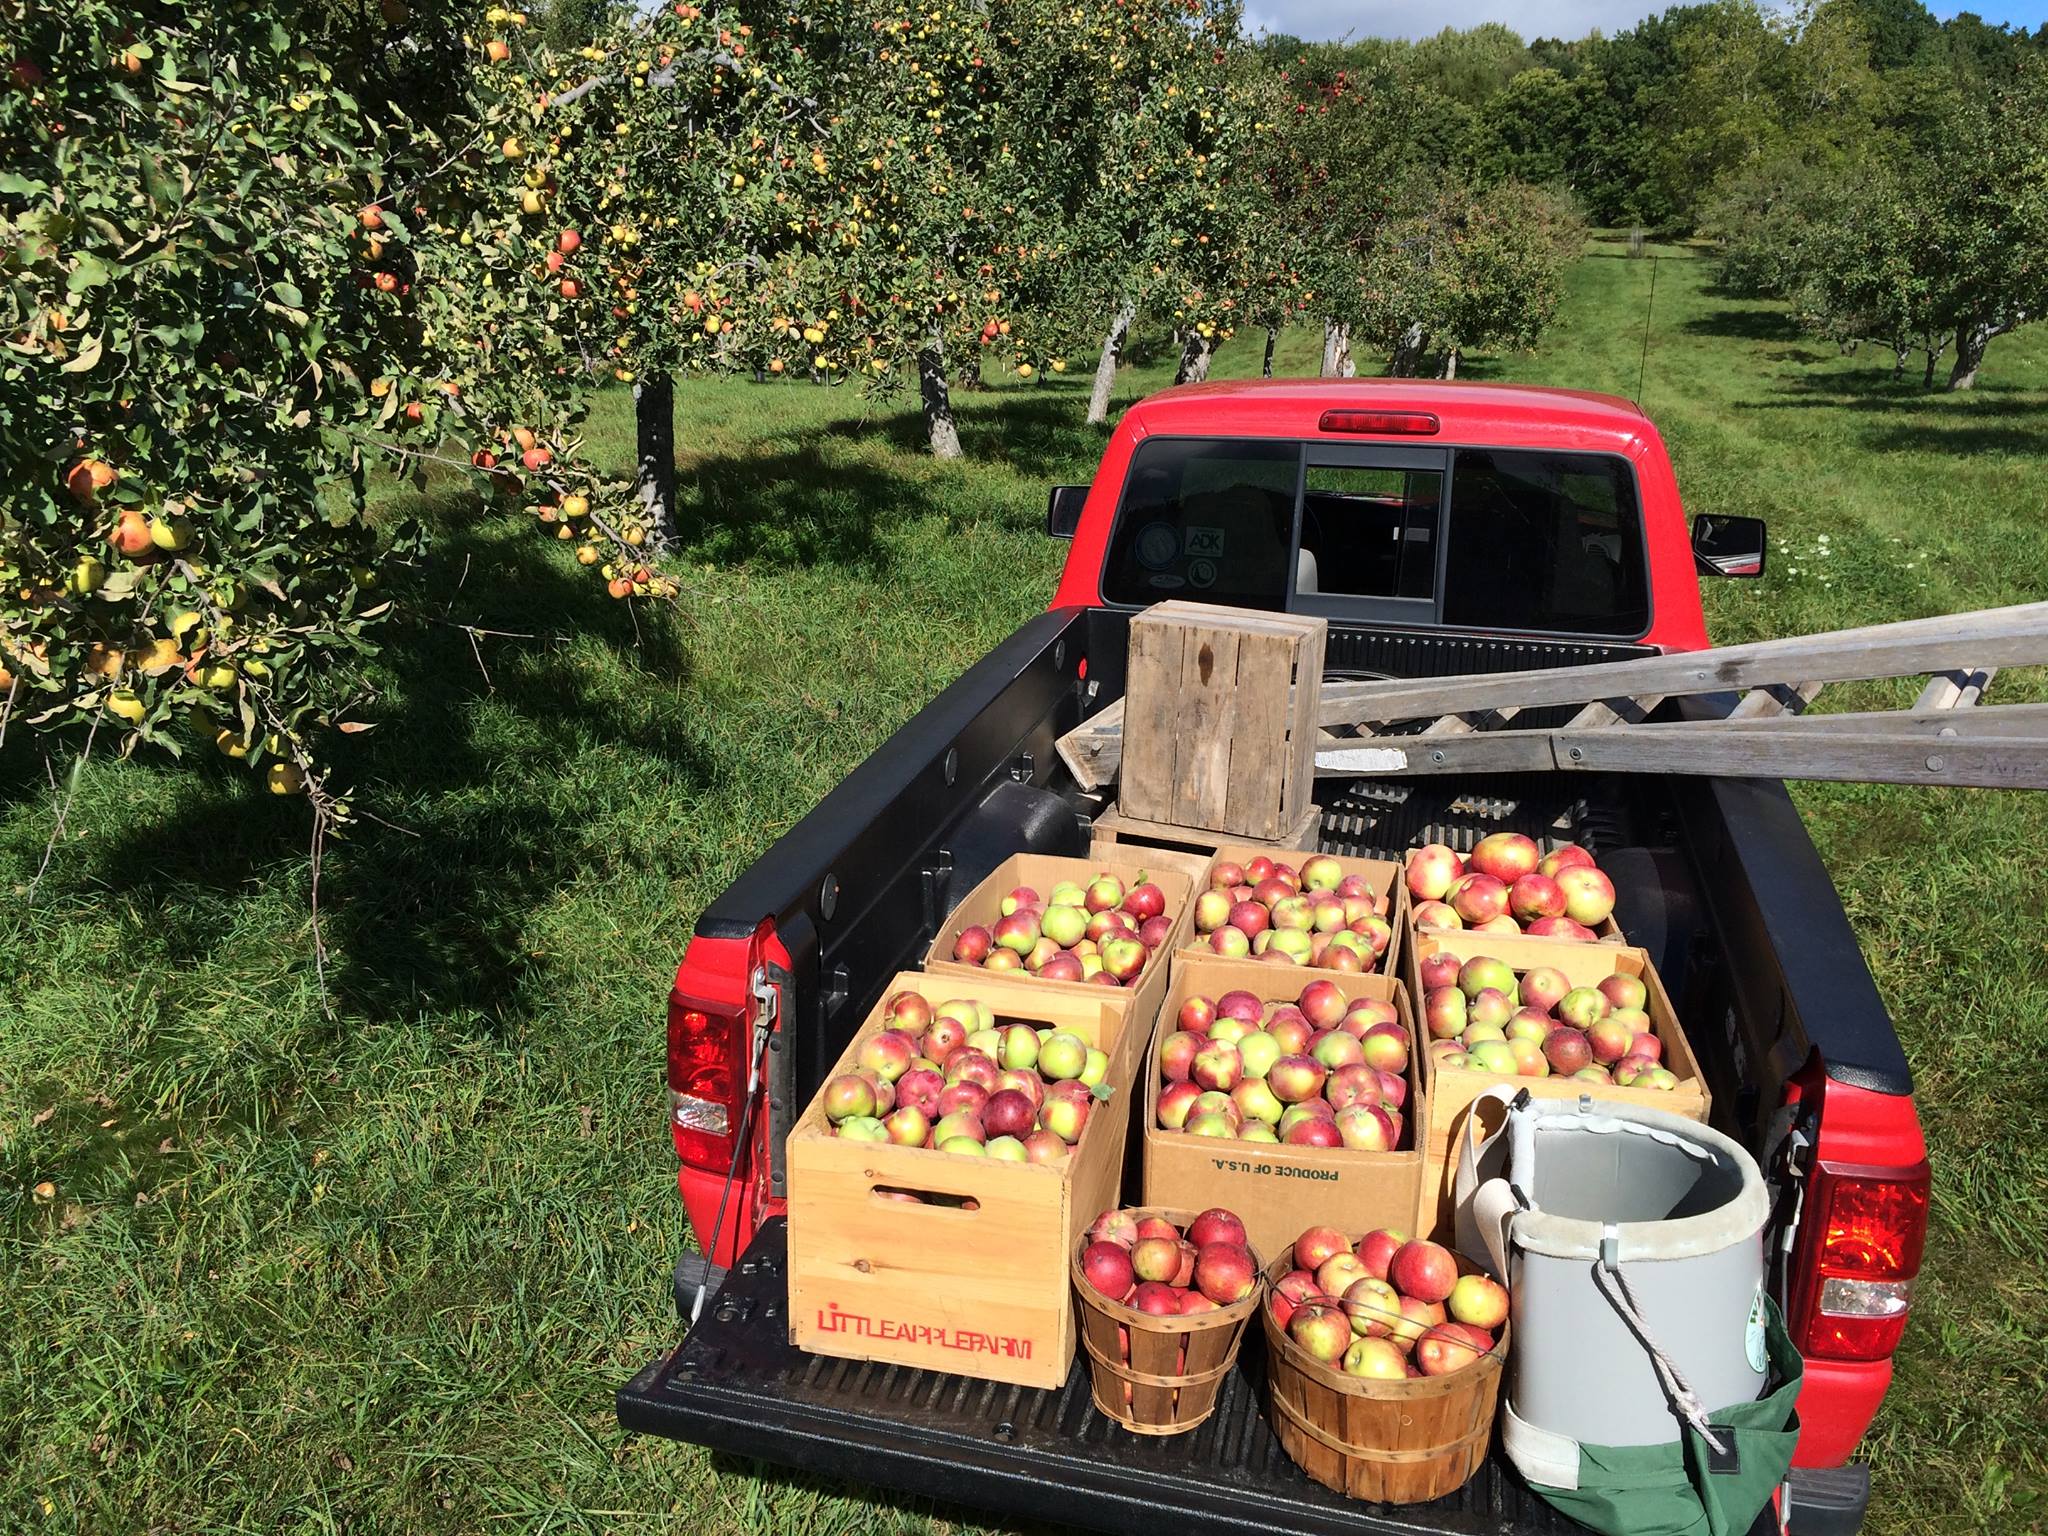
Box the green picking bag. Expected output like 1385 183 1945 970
1502 1297 1802 1536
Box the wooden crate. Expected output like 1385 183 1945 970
787 970 1141 1389
1404 930 1709 1240
1177 844 1408 982
1400 847 1625 947
1119 601 1326 842
1140 956 1423 1263
925 852 1195 1029
1092 800 1323 860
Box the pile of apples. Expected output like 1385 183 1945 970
1421 951 1681 1089
1190 853 1393 972
819 990 1112 1157
1407 834 1617 943
1154 979 1410 1151
950 871 1176 988
1080 1206 1261 1315
1271 1227 1507 1380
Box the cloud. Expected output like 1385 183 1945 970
1245 0 1681 43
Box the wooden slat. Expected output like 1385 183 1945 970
1315 705 2048 787
1726 682 1822 720
1288 621 1327 831
1226 626 1292 838
1057 698 1123 790
1118 617 1184 821
1176 626 1240 827
1315 601 2048 727
1914 667 1996 711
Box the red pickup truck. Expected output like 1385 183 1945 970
620 380 1926 1536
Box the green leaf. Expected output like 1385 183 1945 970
67 253 114 295
59 334 105 373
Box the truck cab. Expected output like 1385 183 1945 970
625 380 1922 1536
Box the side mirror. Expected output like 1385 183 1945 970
1046 485 1088 539
1692 514 1767 578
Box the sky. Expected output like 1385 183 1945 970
1241 0 2048 44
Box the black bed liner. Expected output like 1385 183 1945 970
619 1221 1577 1536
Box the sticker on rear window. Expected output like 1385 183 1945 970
1134 521 1180 569
1188 558 1217 589
1185 525 1226 558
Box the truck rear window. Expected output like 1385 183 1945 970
1101 439 1298 609
1103 439 1649 638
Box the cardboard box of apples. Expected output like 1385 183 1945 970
1141 957 1423 1261
927 854 1195 1028
1405 834 1623 946
1182 845 1407 974
786 969 1144 1390
1406 929 1710 1239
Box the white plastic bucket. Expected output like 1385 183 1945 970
1454 1088 1772 1452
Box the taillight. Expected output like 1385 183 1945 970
1318 408 1440 435
668 991 746 1173
1794 1159 1930 1361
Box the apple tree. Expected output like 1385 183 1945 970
0 0 633 816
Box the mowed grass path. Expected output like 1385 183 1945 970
5 246 2045 1533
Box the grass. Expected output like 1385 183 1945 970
5 244 2046 1533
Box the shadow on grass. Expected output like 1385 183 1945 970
669 382 1109 575
45 493 714 1027
1681 306 1798 342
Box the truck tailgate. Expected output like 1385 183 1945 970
619 1219 1578 1536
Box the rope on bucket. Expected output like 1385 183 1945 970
1593 1223 1730 1459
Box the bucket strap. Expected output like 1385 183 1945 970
1592 1224 1731 1459
1452 1083 1525 1280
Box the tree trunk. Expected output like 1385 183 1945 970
1087 300 1135 425
1262 326 1277 378
1948 321 1992 391
919 334 962 458
1320 319 1350 378
1175 331 1215 386
1390 322 1428 377
1891 345 1907 383
632 370 677 549
1438 346 1460 380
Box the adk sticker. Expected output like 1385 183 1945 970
1184 525 1226 559
1745 1281 1769 1374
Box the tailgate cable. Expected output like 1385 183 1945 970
690 969 779 1327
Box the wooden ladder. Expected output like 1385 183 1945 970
1059 601 2048 793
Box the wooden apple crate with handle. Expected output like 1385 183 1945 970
1405 930 1709 1240
1117 601 1326 842
1141 956 1423 1264
787 970 1142 1390
1178 844 1409 981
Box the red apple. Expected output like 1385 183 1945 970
1447 1273 1509 1330
1538 843 1597 879
1194 1241 1258 1304
1293 1226 1351 1273
1356 1228 1405 1281
1508 872 1566 923
1132 1281 1181 1316
1469 831 1540 885
1412 900 1462 930
1406 843 1464 902
1156 1079 1202 1130
1388 1239 1458 1304
1288 1300 1352 1363
1083 1241 1136 1301
950 925 992 964
1217 990 1265 1024
1448 873 1509 926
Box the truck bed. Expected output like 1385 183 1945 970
621 607 1906 1535
620 1219 1576 1536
